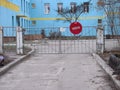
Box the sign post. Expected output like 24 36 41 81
70 22 82 34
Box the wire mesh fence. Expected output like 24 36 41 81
104 25 120 51
3 27 16 53
2 27 31 54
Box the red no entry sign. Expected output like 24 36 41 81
70 22 82 34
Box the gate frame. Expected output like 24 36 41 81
23 26 98 54
16 27 24 55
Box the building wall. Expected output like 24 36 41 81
0 0 105 27
2 0 119 36
30 0 104 28
0 0 30 28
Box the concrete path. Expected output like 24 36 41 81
0 53 117 90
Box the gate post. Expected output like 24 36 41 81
59 28 62 54
0 26 3 54
16 27 24 55
96 26 104 54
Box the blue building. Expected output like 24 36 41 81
0 0 30 27
0 0 105 27
30 0 105 28
0 0 119 36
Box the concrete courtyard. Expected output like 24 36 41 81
0 52 117 90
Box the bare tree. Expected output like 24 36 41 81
56 0 92 23
97 0 120 35
97 0 120 46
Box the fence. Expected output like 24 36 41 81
2 27 16 54
2 26 29 54
1 26 120 54
23 26 97 54
104 25 120 51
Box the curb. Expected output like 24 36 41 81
0 49 35 76
93 53 120 90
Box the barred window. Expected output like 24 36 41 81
31 3 36 8
70 2 76 13
83 2 89 13
57 3 63 13
98 19 102 24
32 21 36 25
44 3 50 14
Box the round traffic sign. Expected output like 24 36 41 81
70 22 82 34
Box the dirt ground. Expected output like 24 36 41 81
99 49 120 80
100 50 120 63
0 47 32 67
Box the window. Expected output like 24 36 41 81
70 2 76 13
26 1 27 13
98 19 102 26
31 3 36 8
57 3 63 13
83 2 89 13
21 0 23 11
24 0 25 13
98 19 102 24
24 19 26 27
32 21 36 25
44 3 50 14
21 18 23 27
28 3 30 14
16 16 20 26
12 16 14 27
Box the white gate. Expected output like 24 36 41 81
24 26 97 54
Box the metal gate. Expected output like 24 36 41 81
24 26 97 54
